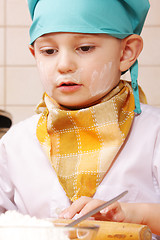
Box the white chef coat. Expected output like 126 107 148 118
0 103 160 219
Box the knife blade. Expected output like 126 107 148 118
66 190 128 227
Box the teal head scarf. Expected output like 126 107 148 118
27 0 150 114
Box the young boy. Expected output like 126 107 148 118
0 0 160 237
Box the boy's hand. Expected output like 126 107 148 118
59 198 160 235
58 196 125 222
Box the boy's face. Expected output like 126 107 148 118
32 33 122 109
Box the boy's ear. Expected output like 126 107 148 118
28 45 35 57
119 35 143 72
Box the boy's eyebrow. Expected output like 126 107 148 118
36 33 100 43
73 33 100 39
36 36 53 43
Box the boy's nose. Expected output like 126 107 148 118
57 52 77 74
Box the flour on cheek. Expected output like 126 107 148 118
89 62 118 97
36 60 55 97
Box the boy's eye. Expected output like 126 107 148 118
40 48 57 55
78 46 95 52
45 49 55 54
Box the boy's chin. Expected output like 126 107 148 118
55 92 108 109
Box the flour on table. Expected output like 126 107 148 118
0 211 69 240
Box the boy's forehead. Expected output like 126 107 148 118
28 0 150 45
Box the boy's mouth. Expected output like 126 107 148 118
59 82 78 87
57 81 82 92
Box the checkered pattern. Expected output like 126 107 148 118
36 81 135 201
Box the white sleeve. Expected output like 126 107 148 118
0 139 17 213
153 128 160 195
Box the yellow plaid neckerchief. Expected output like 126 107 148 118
36 81 136 201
